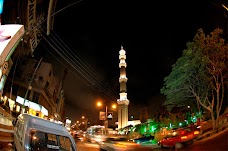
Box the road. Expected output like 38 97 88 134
76 141 100 151
178 128 228 151
76 141 156 151
75 128 228 151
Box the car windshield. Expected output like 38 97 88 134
166 128 192 138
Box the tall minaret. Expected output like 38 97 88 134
117 46 129 129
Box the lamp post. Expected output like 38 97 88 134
105 106 108 128
97 101 116 128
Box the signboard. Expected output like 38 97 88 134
27 0 38 52
107 112 113 120
99 111 106 120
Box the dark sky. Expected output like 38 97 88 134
39 0 228 122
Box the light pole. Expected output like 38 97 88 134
104 106 108 128
97 101 116 128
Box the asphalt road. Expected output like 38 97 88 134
179 128 228 151
75 128 228 151
76 141 156 151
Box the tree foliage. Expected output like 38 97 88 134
161 28 228 130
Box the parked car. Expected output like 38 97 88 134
132 134 154 144
158 127 200 149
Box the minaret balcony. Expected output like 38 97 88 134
120 59 126 64
119 55 126 60
117 99 129 106
119 63 127 68
119 77 128 82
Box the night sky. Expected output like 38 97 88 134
39 0 228 122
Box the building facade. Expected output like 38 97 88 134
0 0 65 120
3 58 65 120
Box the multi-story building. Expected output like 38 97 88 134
3 58 66 121
0 0 67 121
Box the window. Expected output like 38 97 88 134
32 92 40 104
59 136 73 151
29 130 75 151
30 131 48 151
12 85 19 96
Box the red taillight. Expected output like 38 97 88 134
180 130 185 135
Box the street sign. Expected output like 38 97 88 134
107 112 113 120
99 111 106 120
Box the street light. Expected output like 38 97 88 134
97 101 116 128
80 115 88 130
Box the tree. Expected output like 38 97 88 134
161 28 228 130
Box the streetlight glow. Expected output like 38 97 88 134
97 101 102 107
96 101 117 128
112 104 117 109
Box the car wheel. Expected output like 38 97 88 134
175 142 183 149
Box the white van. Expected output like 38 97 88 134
12 113 77 151
85 125 109 143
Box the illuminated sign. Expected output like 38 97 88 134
16 96 48 116
99 111 106 120
107 112 113 120
27 0 38 52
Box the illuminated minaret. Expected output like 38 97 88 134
117 46 129 129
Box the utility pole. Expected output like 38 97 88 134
105 106 108 128
21 57 43 113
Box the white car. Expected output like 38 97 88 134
85 125 109 143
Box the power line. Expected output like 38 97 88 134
40 28 119 102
